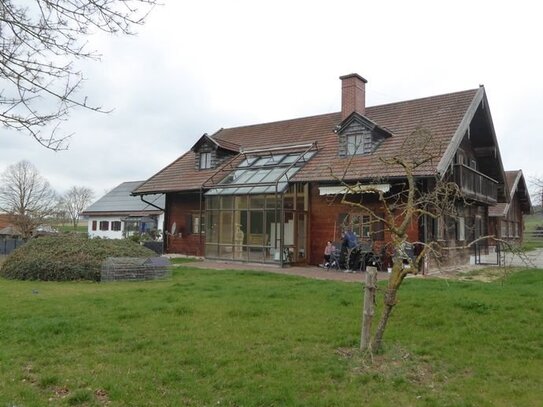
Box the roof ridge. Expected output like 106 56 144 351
366 88 480 110
213 88 480 135
215 111 340 134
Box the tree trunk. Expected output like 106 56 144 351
371 287 398 353
360 266 378 351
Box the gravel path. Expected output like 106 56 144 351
177 259 391 283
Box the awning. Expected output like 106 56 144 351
319 184 390 196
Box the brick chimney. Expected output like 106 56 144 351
340 73 367 120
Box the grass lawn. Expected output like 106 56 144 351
0 266 542 406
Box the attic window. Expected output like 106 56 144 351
346 134 364 155
199 152 212 169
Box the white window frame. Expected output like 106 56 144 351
457 217 465 241
199 152 212 169
346 134 364 155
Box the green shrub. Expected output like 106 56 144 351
0 235 155 281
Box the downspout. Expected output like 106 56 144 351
199 188 204 257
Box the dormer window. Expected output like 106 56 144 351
336 112 392 158
346 134 364 155
199 152 212 169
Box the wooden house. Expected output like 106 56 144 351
133 74 515 267
489 170 532 243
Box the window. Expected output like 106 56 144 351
501 220 508 238
99 221 109 231
346 134 364 155
91 220 97 231
192 213 204 234
338 213 383 241
457 217 465 241
111 221 121 231
199 152 212 169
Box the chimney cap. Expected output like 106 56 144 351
339 73 368 83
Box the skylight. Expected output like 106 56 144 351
205 150 315 196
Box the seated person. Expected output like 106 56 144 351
323 240 333 267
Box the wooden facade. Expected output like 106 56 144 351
134 73 529 269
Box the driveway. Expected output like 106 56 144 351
502 248 543 268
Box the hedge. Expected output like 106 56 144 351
0 235 156 281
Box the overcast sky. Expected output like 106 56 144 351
1 0 542 201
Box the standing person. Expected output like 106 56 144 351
342 229 358 271
323 240 333 267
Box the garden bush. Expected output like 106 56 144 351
0 235 156 281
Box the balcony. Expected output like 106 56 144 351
453 164 498 204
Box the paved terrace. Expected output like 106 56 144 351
167 249 543 283
170 257 393 283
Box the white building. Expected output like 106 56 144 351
82 181 165 239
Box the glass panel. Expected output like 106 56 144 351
221 196 234 209
281 154 299 164
231 169 257 185
234 245 247 261
220 187 237 195
234 211 248 244
277 167 301 183
206 196 219 210
275 182 288 193
249 211 264 234
233 187 252 195
238 156 259 167
248 247 264 262
249 196 265 209
250 186 269 194
284 196 294 210
235 196 247 209
265 195 278 210
260 167 285 183
302 150 316 161
219 169 244 185
206 211 218 243
297 213 307 261
205 244 219 258
219 212 233 243
219 245 234 260
283 212 295 246
266 210 278 249
248 169 272 184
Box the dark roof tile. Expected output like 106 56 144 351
134 88 479 194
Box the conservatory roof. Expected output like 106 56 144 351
204 144 316 196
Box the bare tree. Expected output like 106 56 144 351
335 128 465 353
530 176 543 209
59 186 94 229
0 160 58 238
0 0 158 150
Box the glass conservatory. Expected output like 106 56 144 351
203 143 317 266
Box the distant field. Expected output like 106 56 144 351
0 266 542 406
54 221 88 234
523 213 543 250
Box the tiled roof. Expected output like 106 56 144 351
0 214 13 229
82 181 165 215
489 170 530 217
134 88 480 194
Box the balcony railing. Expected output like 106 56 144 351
454 164 498 204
